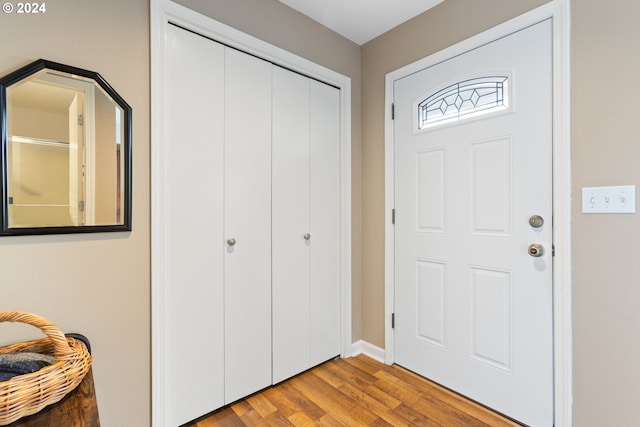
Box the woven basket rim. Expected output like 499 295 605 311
0 311 73 358
0 311 92 425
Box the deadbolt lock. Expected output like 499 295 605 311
529 215 544 228
528 243 545 257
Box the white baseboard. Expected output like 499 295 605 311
350 340 386 363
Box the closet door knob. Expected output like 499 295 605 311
227 238 237 247
303 233 311 241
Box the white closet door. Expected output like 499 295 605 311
309 80 341 366
224 47 273 404
165 25 225 426
272 67 311 384
272 67 341 383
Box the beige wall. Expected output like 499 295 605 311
0 2 150 426
572 0 640 425
3 0 640 425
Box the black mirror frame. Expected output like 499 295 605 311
0 59 132 236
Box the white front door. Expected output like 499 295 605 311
394 20 553 426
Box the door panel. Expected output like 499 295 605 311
272 68 341 383
416 259 446 347
272 66 311 384
470 137 512 235
394 20 553 426
165 24 225 426
224 47 273 404
309 80 341 366
416 148 446 232
469 266 512 370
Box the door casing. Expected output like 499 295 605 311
384 1 572 425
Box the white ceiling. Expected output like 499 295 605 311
278 0 445 45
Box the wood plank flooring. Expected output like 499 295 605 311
184 355 522 427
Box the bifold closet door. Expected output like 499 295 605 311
164 25 338 424
272 67 311 383
165 25 225 426
223 48 273 404
272 66 341 384
308 79 341 367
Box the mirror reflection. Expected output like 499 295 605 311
0 59 131 235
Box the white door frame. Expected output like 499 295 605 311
384 1 572 426
150 1 352 426
36 73 96 225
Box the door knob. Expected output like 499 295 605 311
528 243 544 257
529 215 544 228
303 233 311 241
227 238 237 247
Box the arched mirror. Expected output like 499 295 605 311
0 59 131 235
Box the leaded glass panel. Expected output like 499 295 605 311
418 76 508 129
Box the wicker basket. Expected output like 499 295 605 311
0 311 92 425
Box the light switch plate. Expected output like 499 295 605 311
582 185 636 214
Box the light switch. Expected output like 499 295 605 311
582 185 636 214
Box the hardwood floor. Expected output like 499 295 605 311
184 355 522 427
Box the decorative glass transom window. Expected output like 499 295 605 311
418 76 509 129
